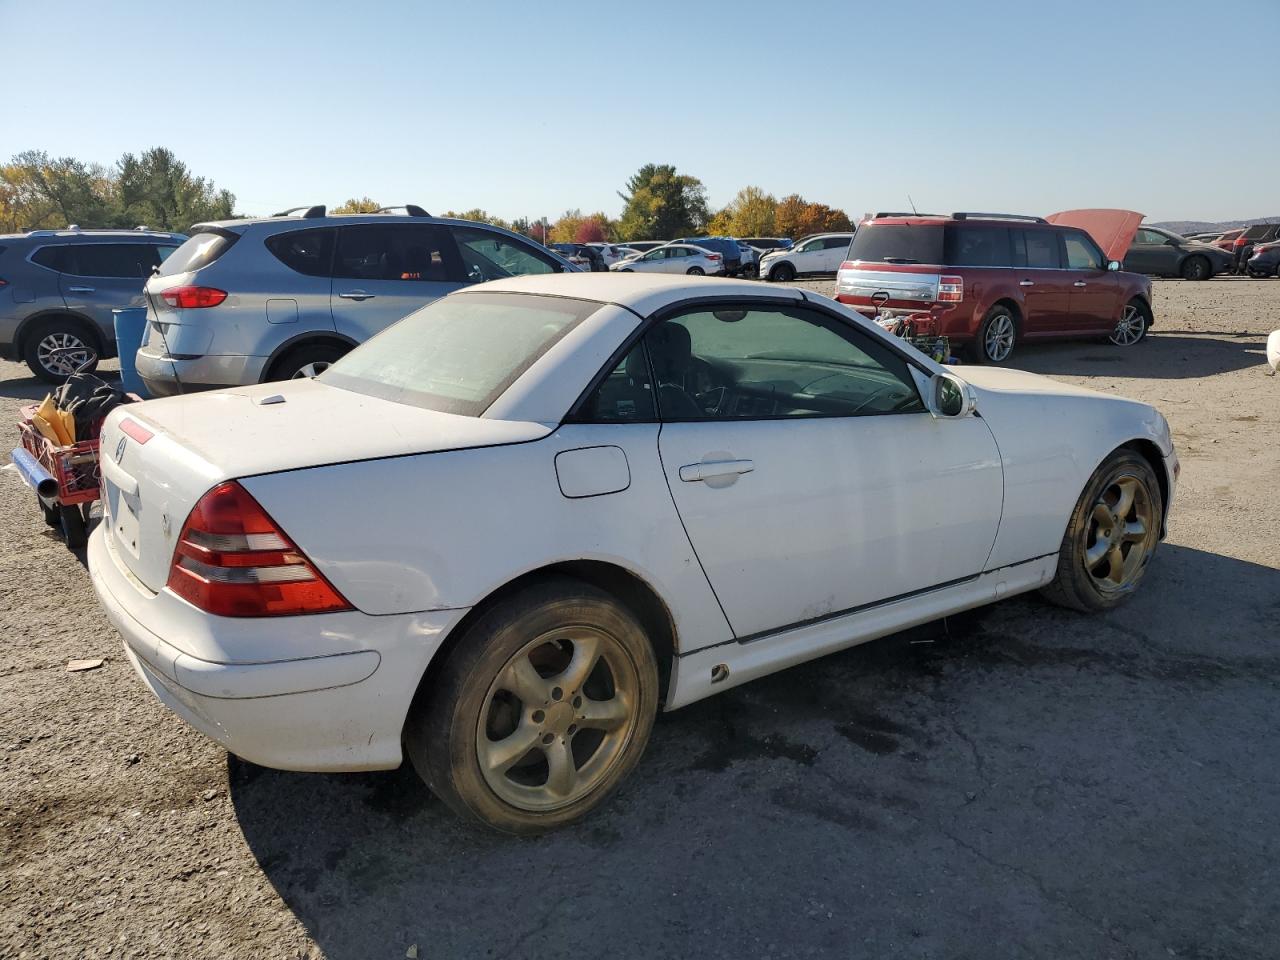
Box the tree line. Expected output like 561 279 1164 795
1 151 854 243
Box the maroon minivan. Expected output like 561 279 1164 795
835 211 1153 363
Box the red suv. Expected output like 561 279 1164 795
835 211 1153 363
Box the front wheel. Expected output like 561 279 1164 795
406 578 659 834
1041 450 1162 612
1180 255 1211 281
973 305 1016 363
769 262 796 283
686 266 705 276
1109 299 1150 346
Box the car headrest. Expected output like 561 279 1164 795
648 322 692 381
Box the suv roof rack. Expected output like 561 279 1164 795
375 204 431 217
272 205 327 219
25 226 174 238
872 211 944 219
951 212 1048 223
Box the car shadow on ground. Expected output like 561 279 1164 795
230 543 1280 958
1007 332 1267 380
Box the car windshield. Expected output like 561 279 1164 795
320 292 600 416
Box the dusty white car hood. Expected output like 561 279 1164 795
956 365 1114 400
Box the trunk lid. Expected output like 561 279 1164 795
98 378 552 591
1045 209 1144 262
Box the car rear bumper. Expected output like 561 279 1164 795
135 349 270 396
88 525 469 772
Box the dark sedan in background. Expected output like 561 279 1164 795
1123 227 1234 280
1246 240 1280 277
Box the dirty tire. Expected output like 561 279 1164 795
1041 449 1163 613
973 305 1017 363
23 317 99 383
269 343 348 382
405 577 659 835
1180 255 1211 281
769 262 795 283
59 505 86 549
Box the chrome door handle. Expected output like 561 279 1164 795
338 290 375 301
67 286 95 293
1019 280 1034 287
679 459 754 483
1073 281 1087 287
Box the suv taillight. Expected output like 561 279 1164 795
161 286 227 309
1233 236 1248 248
938 276 964 302
0 278 8 288
167 481 352 617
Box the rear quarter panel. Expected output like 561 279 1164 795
240 424 735 654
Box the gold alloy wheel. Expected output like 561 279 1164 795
476 625 639 812
1082 472 1157 591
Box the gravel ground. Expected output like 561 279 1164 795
1 278 1277 959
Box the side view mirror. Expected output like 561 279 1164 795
928 372 977 418
1107 260 1121 271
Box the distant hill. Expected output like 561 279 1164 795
1149 216 1280 235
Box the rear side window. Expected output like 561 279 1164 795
31 246 66 271
264 228 334 277
333 225 459 282
1014 228 1062 268
159 230 240 277
576 343 657 422
944 225 1011 266
64 243 160 278
846 224 944 264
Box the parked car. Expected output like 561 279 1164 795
673 236 742 275
760 232 855 281
742 237 793 252
0 227 185 382
1230 223 1280 273
585 243 627 268
1122 226 1233 280
609 243 723 275
1212 229 1244 253
736 241 759 278
614 246 645 261
550 243 606 272
618 241 665 253
1246 240 1280 277
89 272 1177 833
135 207 577 396
836 211 1153 363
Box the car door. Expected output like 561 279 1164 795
648 299 1004 639
1010 227 1072 336
820 236 852 272
330 223 464 343
1062 229 1122 333
58 243 162 345
1124 228 1172 276
790 238 821 274
634 249 667 273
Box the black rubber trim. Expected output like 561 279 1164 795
677 551 1058 656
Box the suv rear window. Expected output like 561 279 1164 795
846 223 945 264
159 229 240 277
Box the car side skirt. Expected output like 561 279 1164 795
664 553 1057 711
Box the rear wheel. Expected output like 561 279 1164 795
270 342 348 382
1109 299 1150 346
23 318 99 383
973 305 1017 363
406 578 659 834
59 505 87 549
1041 450 1162 612
769 262 796 283
1180 255 1210 281
686 266 705 276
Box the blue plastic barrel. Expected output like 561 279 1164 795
112 307 149 398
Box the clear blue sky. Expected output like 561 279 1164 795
4 0 1277 223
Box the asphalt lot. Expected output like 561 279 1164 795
1 277 1278 959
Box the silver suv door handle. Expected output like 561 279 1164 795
679 459 754 483
1073 281 1087 287
338 290 376 301
1019 280 1035 287
67 285 95 293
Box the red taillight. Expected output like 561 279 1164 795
0 278 8 288
161 286 227 309
937 275 964 302
1233 237 1248 248
706 253 722 260
839 261 856 271
166 481 352 617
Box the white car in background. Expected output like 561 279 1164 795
610 243 724 275
614 246 645 261
760 232 855 282
88 273 1176 834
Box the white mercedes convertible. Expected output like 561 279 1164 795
89 273 1177 833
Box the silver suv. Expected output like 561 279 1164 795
0 228 185 382
136 205 578 396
